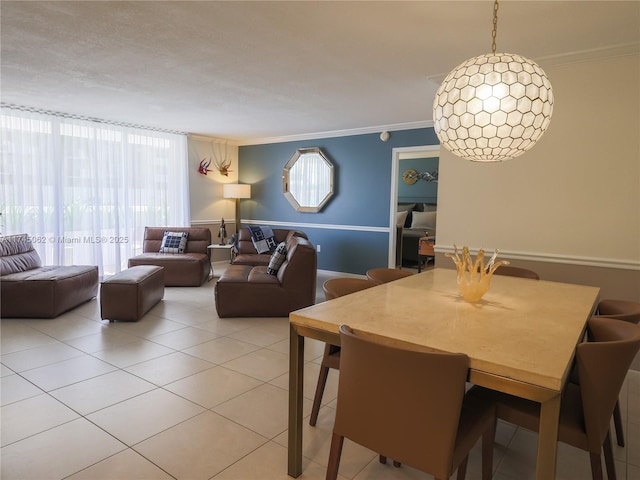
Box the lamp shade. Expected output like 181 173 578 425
223 183 251 199
433 53 553 162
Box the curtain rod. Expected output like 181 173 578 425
0 103 186 136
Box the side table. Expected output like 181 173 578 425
207 244 234 280
418 236 435 273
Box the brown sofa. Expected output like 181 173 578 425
0 234 99 318
215 234 317 317
232 227 308 266
128 227 211 286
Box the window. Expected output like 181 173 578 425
0 107 189 275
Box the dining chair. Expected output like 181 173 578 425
469 316 640 480
595 298 640 447
326 325 496 480
365 267 414 284
492 265 540 280
309 278 381 426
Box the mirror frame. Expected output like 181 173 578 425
283 147 334 213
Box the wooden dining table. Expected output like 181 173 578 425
287 267 600 480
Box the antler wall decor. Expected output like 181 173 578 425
199 140 234 176
213 157 233 176
198 158 212 175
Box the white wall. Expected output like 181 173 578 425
436 54 640 268
187 135 240 224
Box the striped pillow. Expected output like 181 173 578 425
266 242 287 275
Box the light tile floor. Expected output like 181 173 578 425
1 264 638 480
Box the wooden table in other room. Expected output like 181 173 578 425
418 235 435 272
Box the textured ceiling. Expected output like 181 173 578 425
1 1 639 143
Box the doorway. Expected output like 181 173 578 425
388 145 440 268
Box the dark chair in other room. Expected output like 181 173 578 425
326 325 496 480
365 267 414 284
309 278 381 427
469 316 640 480
595 298 640 447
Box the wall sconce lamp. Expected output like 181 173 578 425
402 169 439 184
223 183 251 234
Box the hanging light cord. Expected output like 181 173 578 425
491 0 499 54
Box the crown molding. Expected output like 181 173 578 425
426 42 640 84
237 120 434 146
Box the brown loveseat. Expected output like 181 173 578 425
232 227 307 266
0 234 99 318
215 234 317 317
128 227 211 286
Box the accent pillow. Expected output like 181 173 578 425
404 209 414 228
267 242 287 275
396 210 409 227
159 231 188 254
411 211 437 229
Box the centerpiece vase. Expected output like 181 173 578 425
445 245 509 303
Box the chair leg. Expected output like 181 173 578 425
481 417 497 480
379 455 387 464
613 399 625 447
326 433 344 480
310 364 330 426
603 430 617 480
456 456 469 480
588 452 605 480
393 460 401 467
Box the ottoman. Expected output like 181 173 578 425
100 266 164 321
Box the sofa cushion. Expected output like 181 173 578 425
128 252 209 287
1 265 99 318
232 228 308 267
142 227 211 255
128 226 212 286
215 235 317 317
266 242 287 275
159 231 189 254
0 234 42 276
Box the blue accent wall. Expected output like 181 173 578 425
239 128 438 274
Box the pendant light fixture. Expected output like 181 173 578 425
433 0 554 162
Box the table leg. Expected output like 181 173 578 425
288 325 304 477
536 393 561 480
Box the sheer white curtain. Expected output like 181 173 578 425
0 107 189 275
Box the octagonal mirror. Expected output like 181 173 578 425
283 147 334 213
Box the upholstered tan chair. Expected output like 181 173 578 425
326 325 496 480
595 299 640 447
309 278 380 427
365 267 414 284
597 299 640 324
469 317 640 480
493 265 540 280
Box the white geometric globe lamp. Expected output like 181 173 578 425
432 2 554 162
